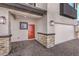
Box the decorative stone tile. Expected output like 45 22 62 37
0 38 10 56
37 34 47 46
37 33 55 48
47 35 55 48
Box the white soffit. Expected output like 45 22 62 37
9 9 42 19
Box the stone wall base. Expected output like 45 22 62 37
0 38 10 56
37 33 55 48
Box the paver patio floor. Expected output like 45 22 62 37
8 39 79 56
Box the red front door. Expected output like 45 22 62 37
28 24 35 40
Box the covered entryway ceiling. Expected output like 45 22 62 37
10 9 42 19
0 3 47 16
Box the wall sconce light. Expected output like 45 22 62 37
0 16 6 24
50 20 54 26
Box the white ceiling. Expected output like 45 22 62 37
9 9 42 20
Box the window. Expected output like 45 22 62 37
69 3 74 7
60 3 77 19
68 3 77 10
20 22 28 30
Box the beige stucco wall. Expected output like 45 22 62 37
47 3 77 45
35 15 47 42
47 3 77 33
9 13 38 42
36 15 47 33
10 14 47 42
47 3 77 24
0 6 46 42
0 7 11 55
0 7 9 35
0 3 77 45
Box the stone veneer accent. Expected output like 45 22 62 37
37 33 55 48
47 35 55 48
0 35 11 56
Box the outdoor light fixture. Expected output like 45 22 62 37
50 20 54 26
0 16 6 24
